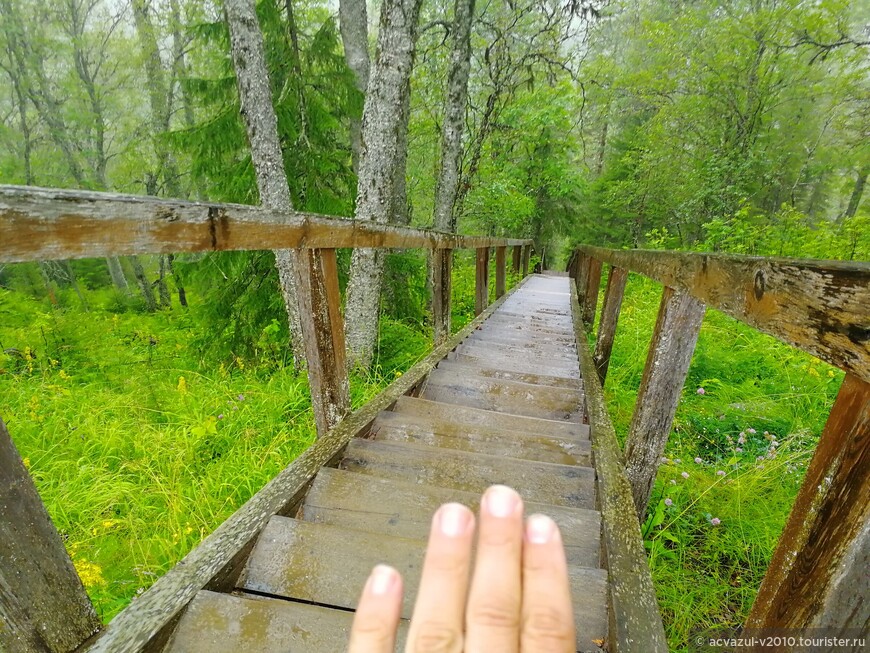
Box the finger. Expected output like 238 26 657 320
465 485 524 653
349 565 403 653
521 514 575 653
405 503 475 653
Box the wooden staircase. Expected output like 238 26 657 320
164 274 609 652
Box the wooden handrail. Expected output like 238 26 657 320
577 245 870 383
571 244 870 643
0 186 532 262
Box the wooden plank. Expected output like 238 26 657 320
0 185 532 263
82 277 532 653
475 246 489 315
593 266 629 384
340 439 597 508
522 244 530 276
293 248 350 437
371 409 591 465
623 286 706 517
744 374 870 636
300 469 602 568
447 351 580 380
580 245 870 384
434 360 582 390
391 396 585 438
512 244 522 272
583 256 603 328
165 590 409 653
575 250 590 310
240 517 609 650
459 337 577 360
569 281 669 653
422 369 584 421
0 418 101 653
495 245 507 298
432 248 452 345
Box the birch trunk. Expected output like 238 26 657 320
344 0 424 369
131 257 157 312
224 0 305 364
339 0 370 174
432 0 475 232
106 256 130 292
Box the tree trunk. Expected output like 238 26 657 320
131 257 157 312
157 255 172 309
339 0 371 175
106 256 130 292
344 0 424 369
224 0 306 364
843 166 868 221
432 0 476 233
168 254 188 307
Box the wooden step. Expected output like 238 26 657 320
434 359 582 390
340 439 596 508
485 315 574 331
299 468 602 567
422 369 583 421
240 516 608 650
391 396 585 438
371 410 591 464
457 340 578 363
165 590 409 653
462 335 577 359
467 328 576 348
447 348 580 379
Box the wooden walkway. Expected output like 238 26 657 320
164 274 608 652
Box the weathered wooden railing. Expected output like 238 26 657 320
0 185 533 653
569 245 870 643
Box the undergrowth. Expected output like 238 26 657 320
599 275 841 650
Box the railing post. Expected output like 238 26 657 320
495 246 507 298
593 266 629 385
432 248 453 345
475 247 490 315
743 374 870 639
511 245 522 273
0 418 101 653
583 256 603 328
521 245 530 277
575 250 590 310
293 248 350 437
624 286 706 517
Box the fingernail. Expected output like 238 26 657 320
369 564 398 596
438 503 472 537
526 514 556 544
484 485 521 518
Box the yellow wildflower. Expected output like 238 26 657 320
235 356 245 371
177 376 188 394
73 559 105 590
808 367 819 378
59 369 71 380
22 457 31 469
827 370 835 378
395 370 402 377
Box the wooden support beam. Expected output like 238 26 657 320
432 248 452 346
570 285 669 653
593 266 629 385
522 245 530 277
495 246 507 298
624 287 706 517
580 245 870 384
292 248 350 437
475 247 490 315
744 374 870 638
583 257 603 328
575 251 590 311
512 245 521 273
0 418 101 653
0 186 532 263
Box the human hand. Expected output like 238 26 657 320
348 484 576 652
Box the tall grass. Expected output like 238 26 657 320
599 274 841 650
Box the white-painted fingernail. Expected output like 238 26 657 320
369 565 398 596
527 514 556 544
438 503 472 537
484 485 521 518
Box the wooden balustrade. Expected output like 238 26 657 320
0 185 534 653
571 244 870 640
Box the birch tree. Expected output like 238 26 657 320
224 0 305 363
339 0 370 174
343 0 424 369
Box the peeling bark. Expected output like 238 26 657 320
224 0 305 364
339 0 370 174
344 0 424 369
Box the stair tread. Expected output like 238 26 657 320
391 396 584 438
371 411 590 463
447 351 580 379
240 516 607 650
457 340 578 362
165 590 408 653
340 438 596 508
434 359 582 389
300 468 601 567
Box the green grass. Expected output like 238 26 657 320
598 275 841 650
